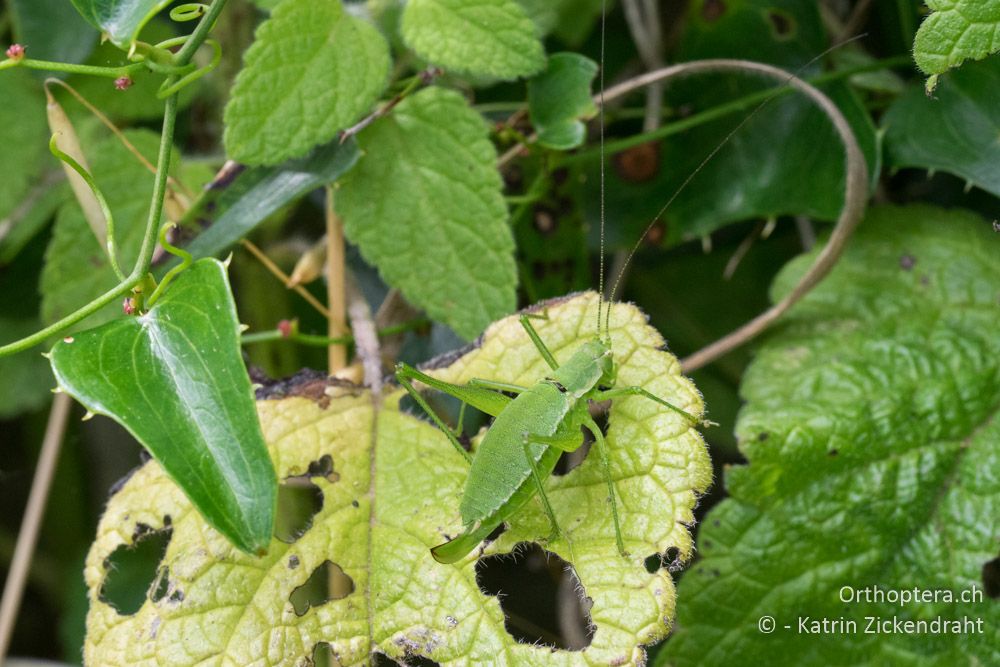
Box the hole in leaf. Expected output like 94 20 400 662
371 653 440 667
645 547 682 573
475 543 594 650
290 560 355 616
766 9 796 39
275 456 336 543
99 523 172 615
982 556 1000 599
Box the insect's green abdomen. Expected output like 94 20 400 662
459 382 572 525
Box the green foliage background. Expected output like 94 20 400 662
0 0 997 664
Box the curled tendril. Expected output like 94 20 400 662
145 223 192 307
47 134 126 281
170 3 209 22
157 39 221 99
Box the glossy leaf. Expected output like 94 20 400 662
181 139 360 260
337 87 516 340
223 0 390 165
400 0 545 80
883 57 1000 197
913 0 1000 90
82 294 711 664
528 52 598 150
50 258 277 554
68 0 172 48
661 205 1000 665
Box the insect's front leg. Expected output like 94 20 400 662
595 385 710 427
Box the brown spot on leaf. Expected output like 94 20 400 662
701 0 726 22
614 142 661 182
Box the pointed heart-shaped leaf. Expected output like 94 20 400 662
50 258 277 554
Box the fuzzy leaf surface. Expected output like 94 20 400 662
223 0 390 165
336 87 515 340
913 0 1000 88
400 0 545 80
661 205 1000 666
51 258 277 554
83 293 711 665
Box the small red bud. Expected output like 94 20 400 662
123 297 136 315
277 319 294 338
5 44 25 60
114 76 133 91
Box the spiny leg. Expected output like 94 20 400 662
396 362 511 417
518 314 559 371
583 417 625 557
520 433 571 550
595 385 707 426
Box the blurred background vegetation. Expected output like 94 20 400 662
1 0 997 662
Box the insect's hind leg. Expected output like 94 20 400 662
595 385 709 427
582 417 626 557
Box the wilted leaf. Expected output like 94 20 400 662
336 87 516 340
51 258 277 555
913 0 1000 90
661 205 1000 666
83 293 712 665
40 129 174 328
223 0 390 166
400 0 545 80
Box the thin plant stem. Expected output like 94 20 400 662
0 393 72 663
240 239 331 318
326 186 347 372
0 58 142 78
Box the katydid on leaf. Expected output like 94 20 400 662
395 5 868 565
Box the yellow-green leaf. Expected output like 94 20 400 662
83 293 711 665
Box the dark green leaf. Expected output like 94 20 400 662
528 52 598 150
661 205 1000 666
181 139 360 260
883 57 1000 197
50 258 277 554
336 87 516 340
10 0 98 69
68 0 172 48
591 0 878 248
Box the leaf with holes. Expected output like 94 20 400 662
50 258 277 555
660 205 1000 666
336 86 515 340
223 0 390 165
400 0 545 80
68 0 171 48
82 293 712 665
913 0 1000 90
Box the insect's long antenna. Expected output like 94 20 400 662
597 0 607 340
602 35 867 336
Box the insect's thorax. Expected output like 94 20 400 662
550 337 615 397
